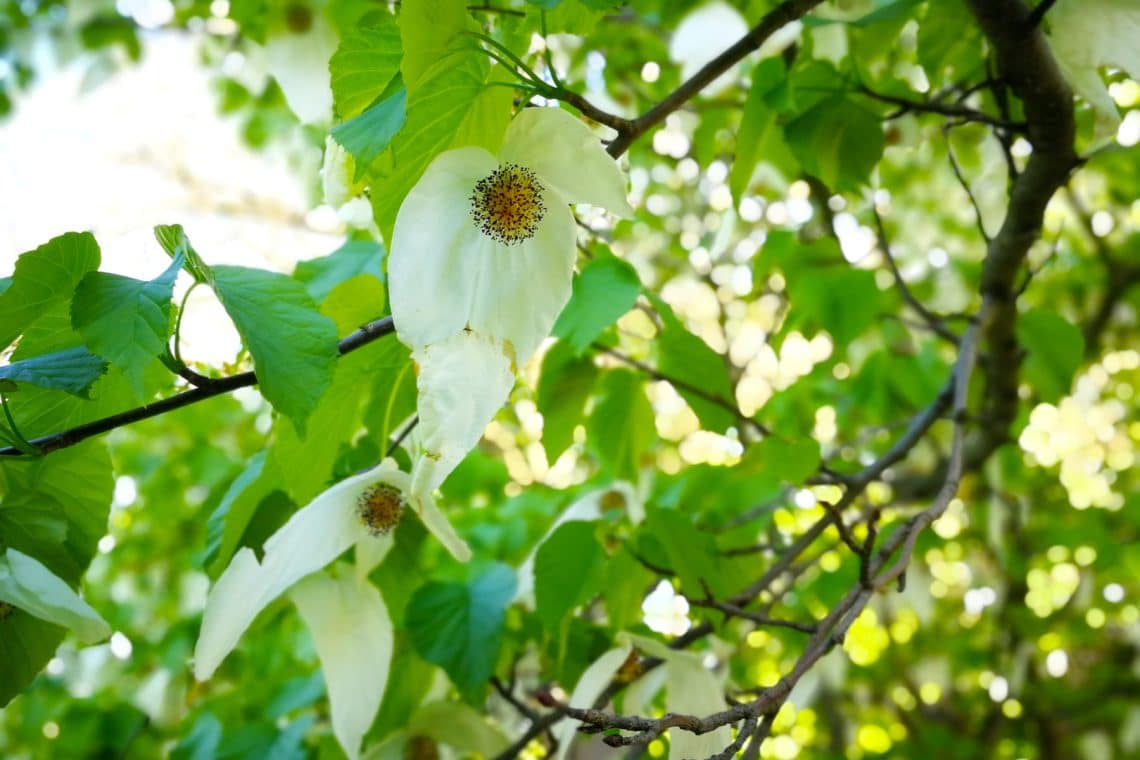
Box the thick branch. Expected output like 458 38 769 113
0 317 396 458
966 0 1076 450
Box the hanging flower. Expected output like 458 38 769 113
388 106 633 502
193 458 467 759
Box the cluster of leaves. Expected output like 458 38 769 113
2 0 1140 758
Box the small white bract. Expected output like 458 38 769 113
641 580 692 637
388 106 633 506
1046 0 1140 142
193 458 465 760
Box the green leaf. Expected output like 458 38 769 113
651 296 737 431
399 0 471 91
603 548 655 632
70 254 182 394
0 346 108 398
0 231 101 350
551 252 642 353
917 0 983 82
534 521 604 634
293 239 385 303
210 266 339 432
329 16 402 118
536 341 598 463
203 451 273 574
736 436 822 489
267 275 388 503
644 508 727 598
587 370 654 481
1016 310 1084 402
785 96 884 191
0 441 112 705
785 266 883 345
331 86 407 176
406 563 516 700
370 52 491 239
154 224 213 285
731 57 796 201
0 615 63 707
0 548 110 643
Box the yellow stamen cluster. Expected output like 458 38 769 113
470 163 546 244
357 484 405 536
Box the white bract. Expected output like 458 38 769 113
641 580 692 637
388 106 632 504
193 458 465 759
264 2 336 124
0 548 110 643
1047 0 1140 142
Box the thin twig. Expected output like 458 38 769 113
871 207 960 344
0 317 396 458
857 84 1025 131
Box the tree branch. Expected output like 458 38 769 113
0 316 396 458
604 0 826 157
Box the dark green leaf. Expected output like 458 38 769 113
731 57 796 200
551 252 642 353
536 341 598 463
203 451 273 575
652 296 737 431
534 521 604 634
406 563 516 700
70 254 182 394
587 370 654 480
644 508 727 598
0 346 108 398
0 231 100 350
785 266 883 345
0 441 112 704
0 614 64 707
211 266 339 432
785 97 884 191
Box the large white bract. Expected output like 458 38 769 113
1047 0 1140 142
193 458 465 760
388 106 633 505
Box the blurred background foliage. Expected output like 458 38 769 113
1 0 1139 758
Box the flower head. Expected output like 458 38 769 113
388 106 633 502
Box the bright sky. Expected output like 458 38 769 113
0 31 343 363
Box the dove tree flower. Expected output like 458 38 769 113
193 458 467 760
388 106 633 502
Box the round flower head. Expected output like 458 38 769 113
389 105 634 365
388 106 633 504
